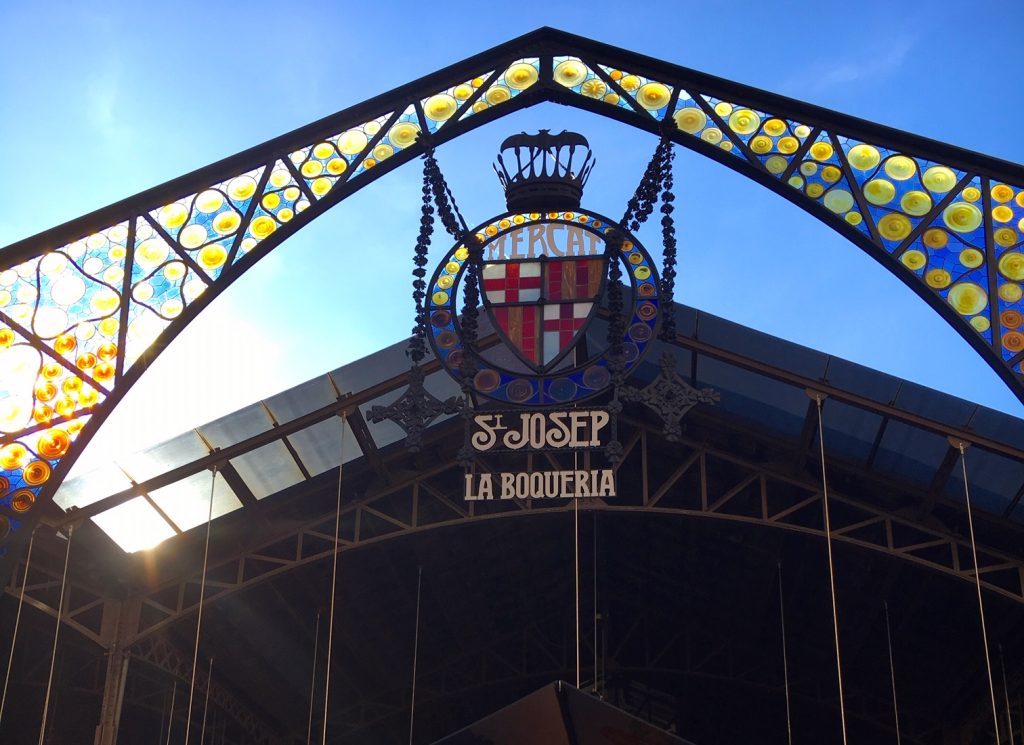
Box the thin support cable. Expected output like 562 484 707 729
573 449 580 689
37 525 73 745
322 414 347 745
1001 645 1015 745
408 566 423 745
184 467 218 745
884 602 902 745
1 528 35 728
166 682 177 745
814 394 848 745
200 657 213 745
956 439 1001 745
592 510 598 696
777 561 793 745
306 611 321 745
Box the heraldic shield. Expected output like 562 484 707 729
482 254 606 372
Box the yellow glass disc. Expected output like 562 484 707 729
269 169 290 188
195 190 223 214
962 186 981 202
713 101 732 117
878 213 912 241
553 60 587 88
959 248 984 268
163 262 185 281
505 62 538 90
821 166 841 183
424 94 457 122
766 156 787 174
373 143 394 162
159 203 188 230
992 205 1014 223
337 129 369 154
864 179 896 205
389 122 420 149
998 283 1023 302
250 216 277 240
262 193 281 210
701 128 722 144
764 119 786 136
846 212 863 225
948 282 988 316
452 84 473 101
311 177 332 196
581 79 606 98
301 160 323 178
178 224 208 249
809 142 833 161
485 86 511 105
995 228 1018 247
823 189 854 214
847 144 881 170
326 158 347 176
991 184 1014 203
884 156 916 180
637 83 671 111
284 187 300 201
799 162 818 177
943 202 983 233
431 290 449 305
135 239 169 268
673 107 707 134
777 136 798 154
900 191 932 217
750 136 772 154
998 252 1024 280
794 124 811 138
454 247 469 261
971 316 991 332
925 268 951 288
227 176 257 201
923 229 948 249
728 108 761 135
901 249 926 270
922 166 956 193
213 211 241 235
806 183 824 198
0 443 28 470
620 75 641 92
312 142 335 160
788 176 804 189
198 245 227 271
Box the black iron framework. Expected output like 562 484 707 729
2 28 1023 575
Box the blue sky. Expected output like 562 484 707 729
1 1 1023 472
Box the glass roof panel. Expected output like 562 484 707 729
197 402 275 450
330 343 413 396
893 382 977 428
55 463 133 510
969 406 1024 445
941 449 1024 514
263 375 337 424
696 312 829 379
286 417 362 477
148 471 242 531
820 400 885 465
92 496 177 553
229 441 305 500
872 421 950 487
117 430 209 484
825 359 902 404
696 356 808 438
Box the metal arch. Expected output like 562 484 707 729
2 27 1024 571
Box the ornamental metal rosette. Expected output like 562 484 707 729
0 28 1023 571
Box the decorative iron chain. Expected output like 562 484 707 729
408 168 435 364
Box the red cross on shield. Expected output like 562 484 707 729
481 255 606 371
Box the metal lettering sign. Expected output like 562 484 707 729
463 409 613 501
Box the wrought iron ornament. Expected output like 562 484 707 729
620 353 719 441
367 364 463 453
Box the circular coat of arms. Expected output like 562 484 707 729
426 208 661 405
